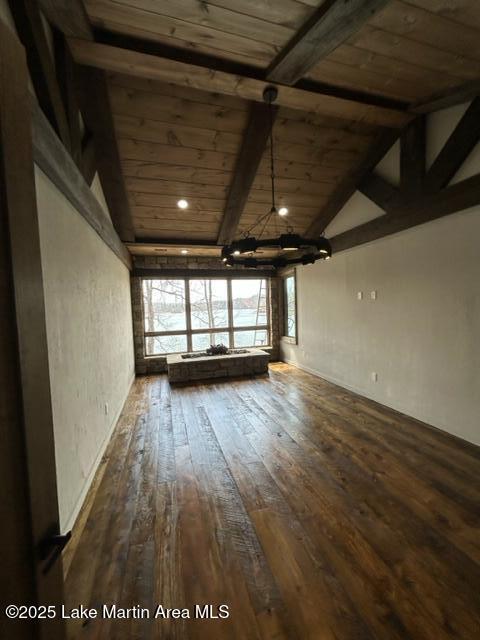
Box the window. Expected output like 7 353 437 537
283 273 297 341
142 277 270 355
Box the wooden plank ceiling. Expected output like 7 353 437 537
81 0 480 251
109 72 377 242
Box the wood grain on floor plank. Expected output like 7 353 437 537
64 364 480 640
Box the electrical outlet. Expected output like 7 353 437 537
370 290 377 300
371 372 378 382
357 291 363 300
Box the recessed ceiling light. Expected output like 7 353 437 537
181 249 188 254
177 199 188 209
279 207 288 216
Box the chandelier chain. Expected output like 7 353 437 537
269 96 276 213
220 85 332 267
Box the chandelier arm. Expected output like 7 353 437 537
226 251 329 268
258 209 272 240
242 209 272 237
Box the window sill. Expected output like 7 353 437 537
281 336 297 345
145 346 273 359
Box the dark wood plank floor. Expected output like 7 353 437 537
64 363 480 640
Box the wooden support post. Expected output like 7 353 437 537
74 65 135 242
54 30 82 166
330 173 480 253
423 98 480 194
8 0 71 149
358 173 399 210
307 128 400 236
400 116 426 201
0 18 66 640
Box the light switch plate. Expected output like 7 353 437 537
370 290 377 300
357 291 363 300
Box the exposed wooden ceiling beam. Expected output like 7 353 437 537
306 128 400 236
411 80 480 115
74 65 135 242
423 98 480 195
400 116 426 201
80 133 96 186
67 38 411 129
37 0 92 38
54 31 82 167
94 27 407 112
9 0 71 149
134 267 274 279
267 0 390 86
32 102 131 269
330 172 480 253
37 0 135 242
217 102 278 245
358 173 399 211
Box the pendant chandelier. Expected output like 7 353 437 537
221 86 332 269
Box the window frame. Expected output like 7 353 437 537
141 275 271 356
282 269 298 344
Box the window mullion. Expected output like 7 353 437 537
185 278 192 352
227 279 234 349
266 278 271 346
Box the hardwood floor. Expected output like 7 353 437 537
64 363 480 640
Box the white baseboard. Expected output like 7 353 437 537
280 358 479 448
62 372 136 533
281 357 374 400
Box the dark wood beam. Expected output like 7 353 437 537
423 98 480 195
37 0 93 39
54 31 82 167
74 65 135 242
8 0 71 148
330 173 480 253
400 116 426 201
134 268 274 279
131 238 219 247
94 27 407 112
307 128 400 236
67 38 411 128
32 102 132 269
35 0 134 241
217 102 278 245
412 80 480 114
267 0 390 86
0 20 66 638
80 133 97 186
358 172 399 210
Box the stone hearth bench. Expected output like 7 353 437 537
166 348 269 383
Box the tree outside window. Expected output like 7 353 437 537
142 277 270 355
284 274 296 340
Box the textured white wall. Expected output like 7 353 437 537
35 167 135 531
282 104 480 446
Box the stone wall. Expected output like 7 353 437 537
131 255 281 374
167 349 270 383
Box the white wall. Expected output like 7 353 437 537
36 167 135 531
282 104 480 446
